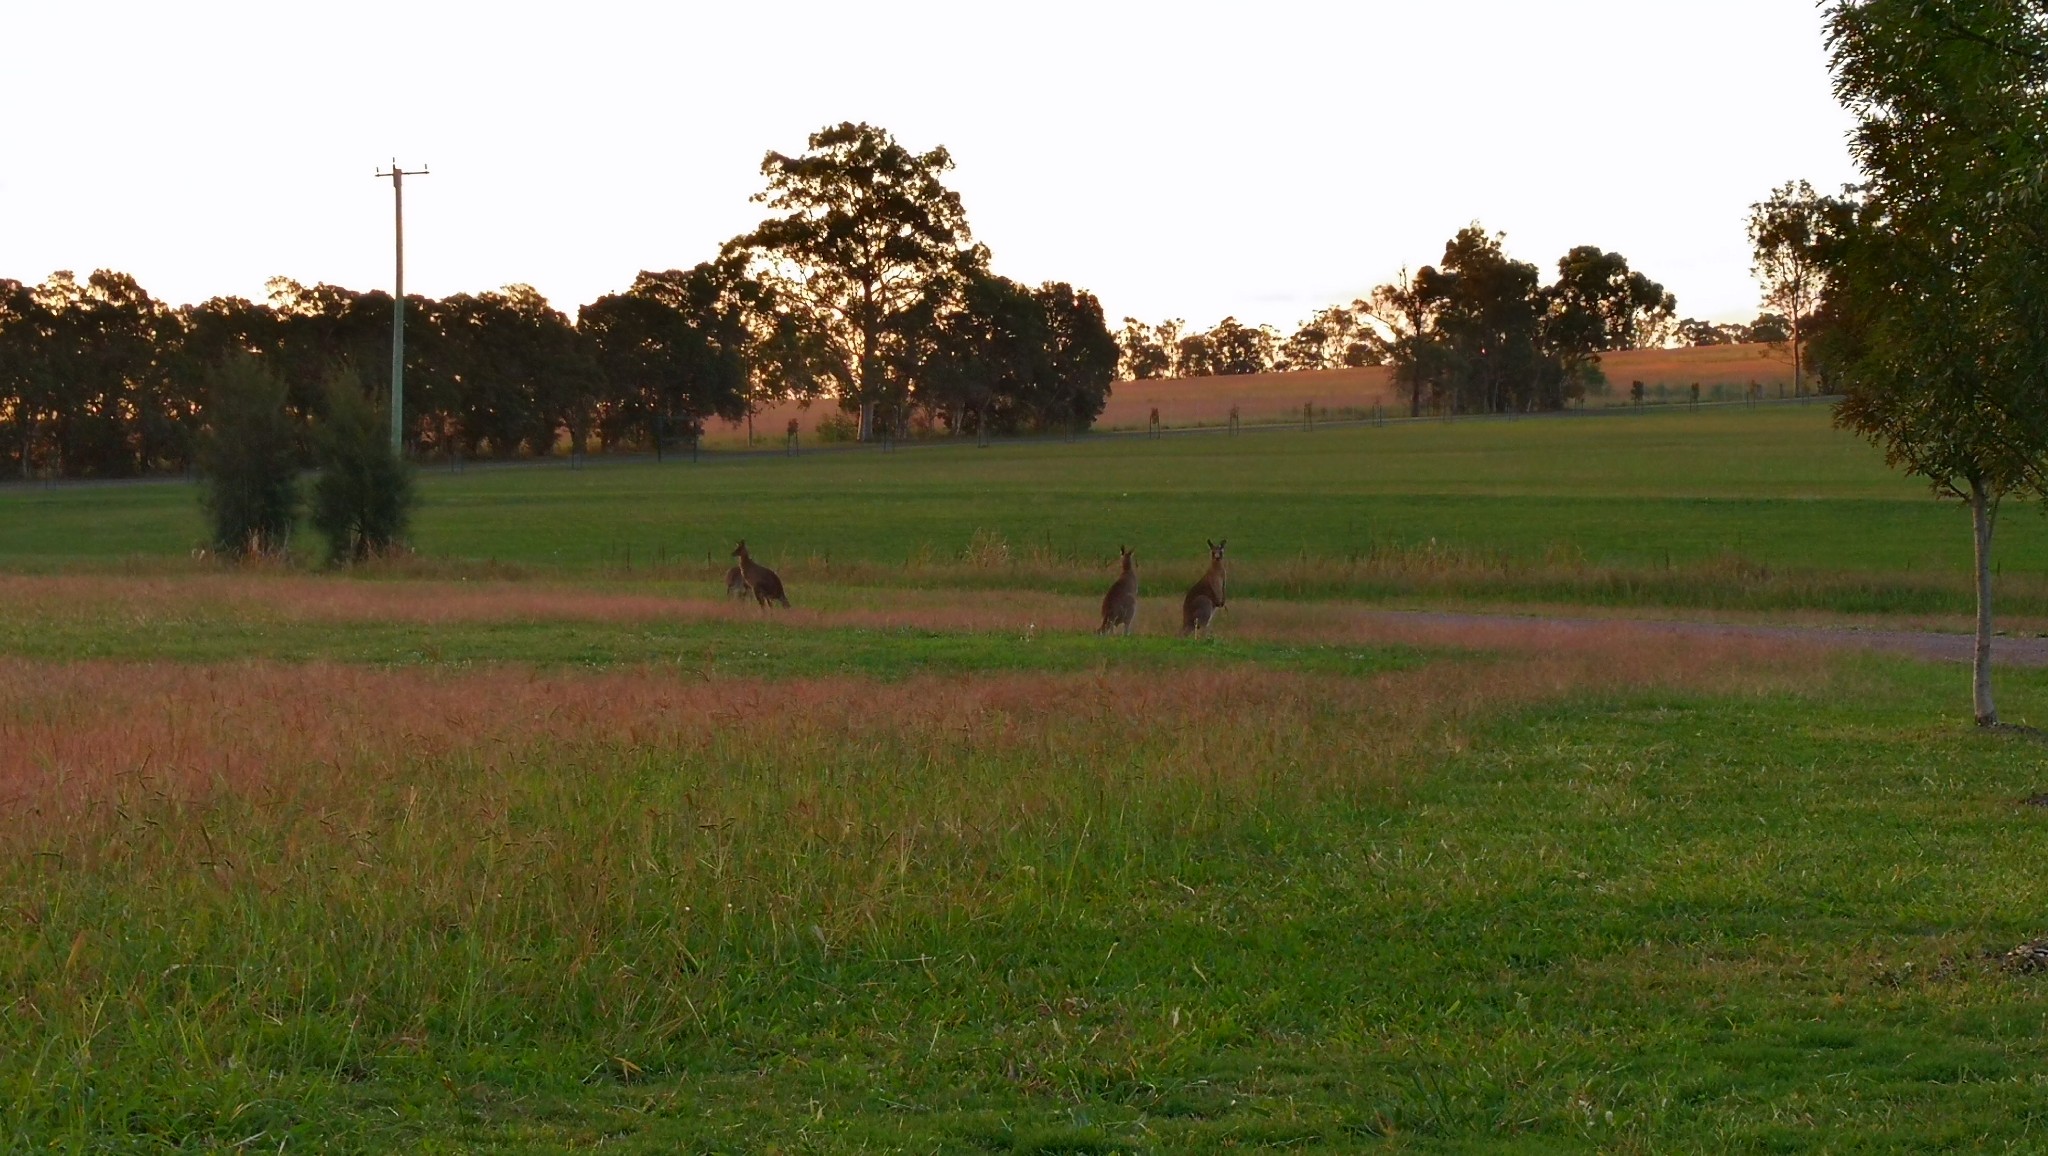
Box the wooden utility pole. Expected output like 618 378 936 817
375 160 429 455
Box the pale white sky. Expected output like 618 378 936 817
4 1 1857 331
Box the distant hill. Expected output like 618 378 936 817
705 343 1801 445
1096 343 1800 430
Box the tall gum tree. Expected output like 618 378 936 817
1820 0 2048 726
724 122 983 442
1749 181 1841 396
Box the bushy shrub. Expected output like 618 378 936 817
814 411 858 443
196 354 300 559
309 369 416 565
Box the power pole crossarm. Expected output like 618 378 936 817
375 160 429 456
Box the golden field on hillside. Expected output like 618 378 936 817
703 343 1800 445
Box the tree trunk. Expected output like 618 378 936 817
1971 476 1998 727
1791 308 1803 397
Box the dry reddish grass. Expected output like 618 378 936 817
0 620 1818 829
1598 343 1797 392
1097 366 1397 430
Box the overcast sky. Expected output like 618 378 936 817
4 1 1859 330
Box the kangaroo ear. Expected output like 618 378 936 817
1207 538 1217 550
1219 539 1227 550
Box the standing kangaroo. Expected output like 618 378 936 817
1097 546 1138 635
724 564 749 599
731 540 790 607
1180 539 1227 637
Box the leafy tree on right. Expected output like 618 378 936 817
1816 0 2048 726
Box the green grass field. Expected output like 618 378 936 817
7 402 2048 1151
1 406 2039 617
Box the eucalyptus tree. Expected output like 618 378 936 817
1030 281 1118 432
1819 0 2048 726
1549 247 1677 352
1750 181 1849 395
430 285 589 456
1177 317 1277 377
0 278 52 477
724 122 984 441
1116 317 1176 380
579 264 753 451
917 272 1048 435
1361 268 1443 417
30 270 173 476
1280 305 1378 371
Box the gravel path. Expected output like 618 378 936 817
1372 610 2048 667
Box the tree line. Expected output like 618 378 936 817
1116 235 1682 415
0 122 1120 480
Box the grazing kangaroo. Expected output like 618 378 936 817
730 540 790 608
1097 546 1138 635
1180 539 1228 638
724 564 749 599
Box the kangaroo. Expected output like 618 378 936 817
730 540 790 608
1180 539 1227 638
724 564 749 599
1097 546 1138 635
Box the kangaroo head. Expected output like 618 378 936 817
1119 545 1134 568
1207 539 1227 564
731 540 748 559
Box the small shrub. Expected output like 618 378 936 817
815 411 858 443
196 354 300 560
310 368 416 565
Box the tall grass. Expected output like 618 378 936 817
0 635 1810 1147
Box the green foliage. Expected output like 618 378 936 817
1279 303 1380 371
0 270 181 478
1818 0 2048 722
725 122 983 441
917 275 1118 435
195 353 300 559
1749 180 1846 394
1116 316 1179 380
1175 316 1279 377
421 284 594 457
1548 245 1678 352
1361 230 1678 415
309 369 415 565
813 410 858 443
1822 1 2048 501
578 260 762 449
1422 227 1554 412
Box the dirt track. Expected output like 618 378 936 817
1374 610 2048 667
